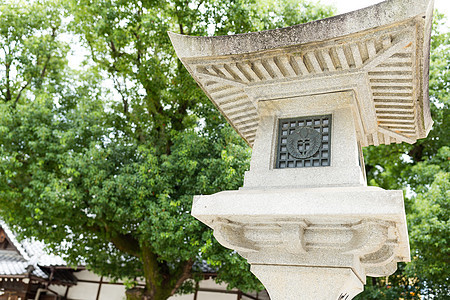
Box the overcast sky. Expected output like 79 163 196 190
320 0 449 27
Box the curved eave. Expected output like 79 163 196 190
169 0 434 147
169 0 433 59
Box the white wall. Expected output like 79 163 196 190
171 279 240 300
49 271 246 300
49 270 126 300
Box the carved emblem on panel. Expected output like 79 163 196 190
277 116 331 168
286 127 322 159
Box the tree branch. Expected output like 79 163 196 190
112 75 129 116
85 222 141 258
170 259 194 296
39 27 57 79
179 23 184 35
131 24 142 67
109 232 141 258
109 41 125 58
5 61 11 103
40 54 52 79
13 81 31 107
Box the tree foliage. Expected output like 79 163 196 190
0 0 68 105
0 0 334 299
2 1 447 299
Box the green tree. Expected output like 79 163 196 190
356 11 449 300
0 0 68 105
0 1 334 299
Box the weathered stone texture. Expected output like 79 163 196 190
170 0 434 147
170 0 433 299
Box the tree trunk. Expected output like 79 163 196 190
126 288 146 300
134 246 173 300
124 245 193 300
125 287 173 300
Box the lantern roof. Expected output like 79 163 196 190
169 0 434 147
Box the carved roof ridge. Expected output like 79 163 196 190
169 0 433 59
169 0 434 147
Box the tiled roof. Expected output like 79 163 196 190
0 250 26 263
0 250 47 278
195 259 218 274
0 220 67 280
0 220 217 282
21 238 66 267
0 250 27 275
0 220 30 260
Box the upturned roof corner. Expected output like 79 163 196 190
169 0 434 147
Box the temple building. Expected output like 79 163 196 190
0 221 268 300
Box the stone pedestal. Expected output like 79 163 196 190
252 266 362 300
193 186 409 299
169 0 433 298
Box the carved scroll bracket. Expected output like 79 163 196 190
210 217 404 282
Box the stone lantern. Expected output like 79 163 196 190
169 0 434 298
